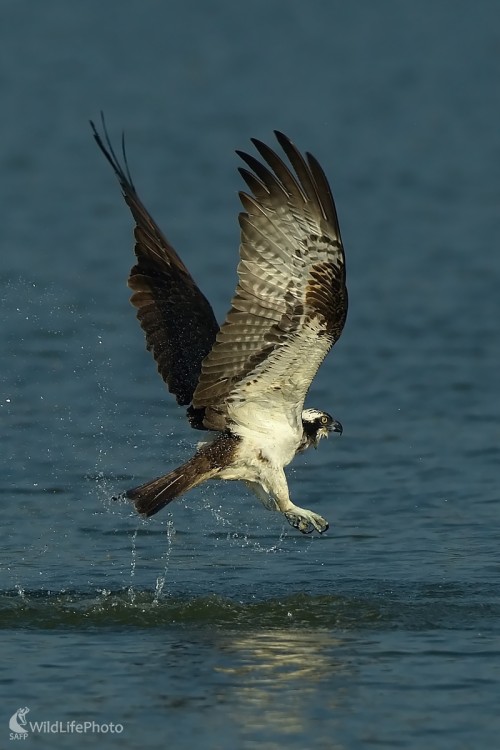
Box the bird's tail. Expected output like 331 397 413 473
124 433 240 518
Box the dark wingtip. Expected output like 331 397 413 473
273 130 293 148
90 112 136 193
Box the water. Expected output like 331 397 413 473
1 1 499 748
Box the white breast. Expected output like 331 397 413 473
228 402 301 468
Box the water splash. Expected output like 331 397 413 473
128 529 138 603
14 584 26 600
153 517 175 605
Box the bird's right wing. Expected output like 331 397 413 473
91 118 219 406
192 131 347 432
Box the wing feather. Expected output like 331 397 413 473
193 132 347 431
91 117 219 406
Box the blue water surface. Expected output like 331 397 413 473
1 2 499 748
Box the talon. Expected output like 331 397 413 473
284 509 329 535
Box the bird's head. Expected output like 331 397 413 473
301 408 343 449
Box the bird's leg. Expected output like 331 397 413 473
263 468 329 535
244 481 279 511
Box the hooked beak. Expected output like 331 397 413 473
331 419 343 436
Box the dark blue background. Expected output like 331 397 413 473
1 2 499 748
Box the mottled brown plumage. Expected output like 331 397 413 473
192 131 347 433
92 121 348 534
126 433 241 517
91 118 218 407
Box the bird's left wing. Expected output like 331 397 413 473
193 131 347 431
91 118 219 407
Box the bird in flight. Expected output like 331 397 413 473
91 119 348 534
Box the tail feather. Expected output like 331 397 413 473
126 461 210 517
124 433 240 518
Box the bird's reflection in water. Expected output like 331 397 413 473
214 628 351 745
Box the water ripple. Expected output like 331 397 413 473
2 582 498 632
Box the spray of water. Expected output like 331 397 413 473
153 517 175 605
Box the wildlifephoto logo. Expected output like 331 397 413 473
9 708 29 739
8 707 124 740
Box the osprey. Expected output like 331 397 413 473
91 120 348 534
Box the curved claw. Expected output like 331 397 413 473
284 509 329 535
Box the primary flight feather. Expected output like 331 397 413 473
91 119 347 534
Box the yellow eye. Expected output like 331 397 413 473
321 415 328 424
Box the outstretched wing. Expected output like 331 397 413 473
91 117 219 406
192 131 347 431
